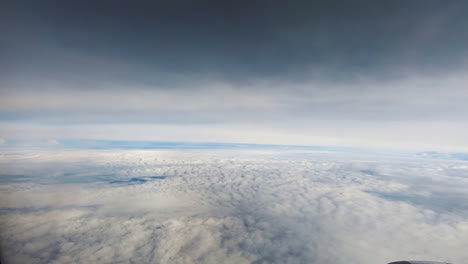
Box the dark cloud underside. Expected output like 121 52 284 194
3 0 468 83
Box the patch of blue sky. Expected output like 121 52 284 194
3 138 467 159
59 139 361 152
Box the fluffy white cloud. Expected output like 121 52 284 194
1 150 468 263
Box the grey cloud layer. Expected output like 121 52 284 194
1 150 468 263
2 1 468 151
1 68 467 151
2 70 468 121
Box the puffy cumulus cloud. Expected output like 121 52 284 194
1 150 468 263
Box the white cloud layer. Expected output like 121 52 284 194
1 67 468 151
2 121 468 152
1 150 468 263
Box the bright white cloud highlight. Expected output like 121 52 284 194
1 150 468 263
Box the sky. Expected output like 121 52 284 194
1 0 468 151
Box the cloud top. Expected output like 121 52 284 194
1 149 467 263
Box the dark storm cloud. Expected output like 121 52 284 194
3 0 468 84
